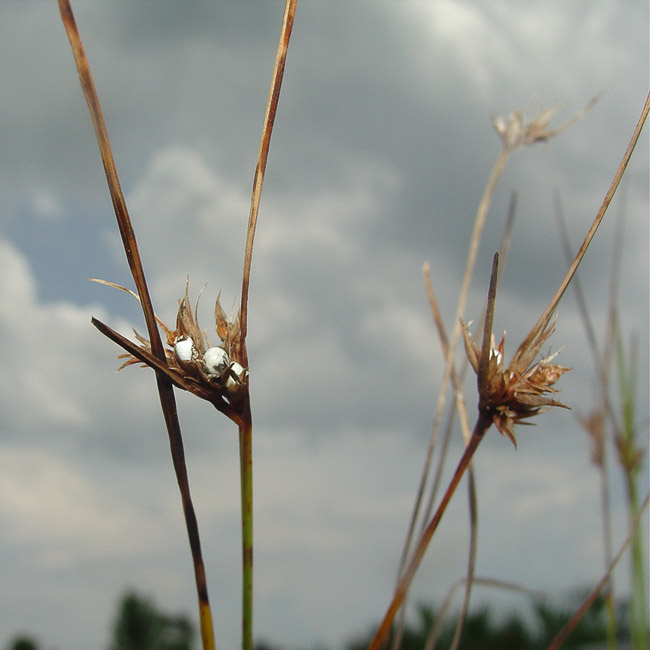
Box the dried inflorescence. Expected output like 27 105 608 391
102 279 248 410
579 410 606 468
614 432 645 476
492 105 565 151
491 94 601 153
461 317 571 447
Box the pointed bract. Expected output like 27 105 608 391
98 279 248 413
462 318 570 447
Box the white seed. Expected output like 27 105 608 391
174 337 195 362
225 362 247 396
227 362 246 385
203 347 229 375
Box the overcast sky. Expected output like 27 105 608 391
0 1 648 649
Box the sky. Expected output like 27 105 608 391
0 1 648 649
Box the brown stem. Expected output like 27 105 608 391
526 91 650 345
57 0 161 359
393 146 510 604
58 3 216 647
478 252 499 396
238 397 254 650
545 492 649 650
234 3 296 646
240 0 297 365
367 415 492 650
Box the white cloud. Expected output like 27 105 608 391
0 237 162 442
0 446 172 567
124 146 250 301
0 239 93 428
30 189 65 221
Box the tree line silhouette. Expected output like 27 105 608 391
6 589 636 650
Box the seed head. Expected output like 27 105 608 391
492 94 601 153
115 279 248 407
461 317 571 447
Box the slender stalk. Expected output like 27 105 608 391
555 191 619 647
448 251 509 649
425 577 546 650
545 492 649 650
626 472 647 650
448 468 478 650
394 146 510 604
236 3 296 647
240 0 297 356
239 397 254 650
57 3 216 648
369 255 500 650
615 334 647 650
368 416 491 650
525 91 650 347
421 266 477 650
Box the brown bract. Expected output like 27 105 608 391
461 318 571 447
491 94 601 153
92 279 247 422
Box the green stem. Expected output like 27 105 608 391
239 396 254 650
616 335 647 650
626 473 647 650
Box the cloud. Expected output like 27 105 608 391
0 1 646 648
0 239 93 429
0 447 170 567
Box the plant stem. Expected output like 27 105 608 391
526 91 650 347
546 492 649 650
393 147 509 627
616 335 647 650
58 3 217 648
239 396 254 650
626 473 647 650
367 415 491 650
240 0 297 353
235 4 296 647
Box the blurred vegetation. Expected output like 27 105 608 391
108 592 194 650
6 592 193 650
346 593 635 650
5 588 642 650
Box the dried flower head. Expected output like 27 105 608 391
614 432 645 476
492 94 601 153
92 278 248 419
492 105 564 151
461 317 571 447
578 409 606 467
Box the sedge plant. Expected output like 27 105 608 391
56 2 648 648
391 97 599 649
58 0 297 648
368 92 650 650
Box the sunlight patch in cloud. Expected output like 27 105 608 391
123 146 251 304
0 447 171 568
0 239 95 428
30 189 64 221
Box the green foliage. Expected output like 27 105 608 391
346 594 634 650
7 638 39 650
109 592 194 650
533 594 607 647
614 331 648 650
5 590 644 650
